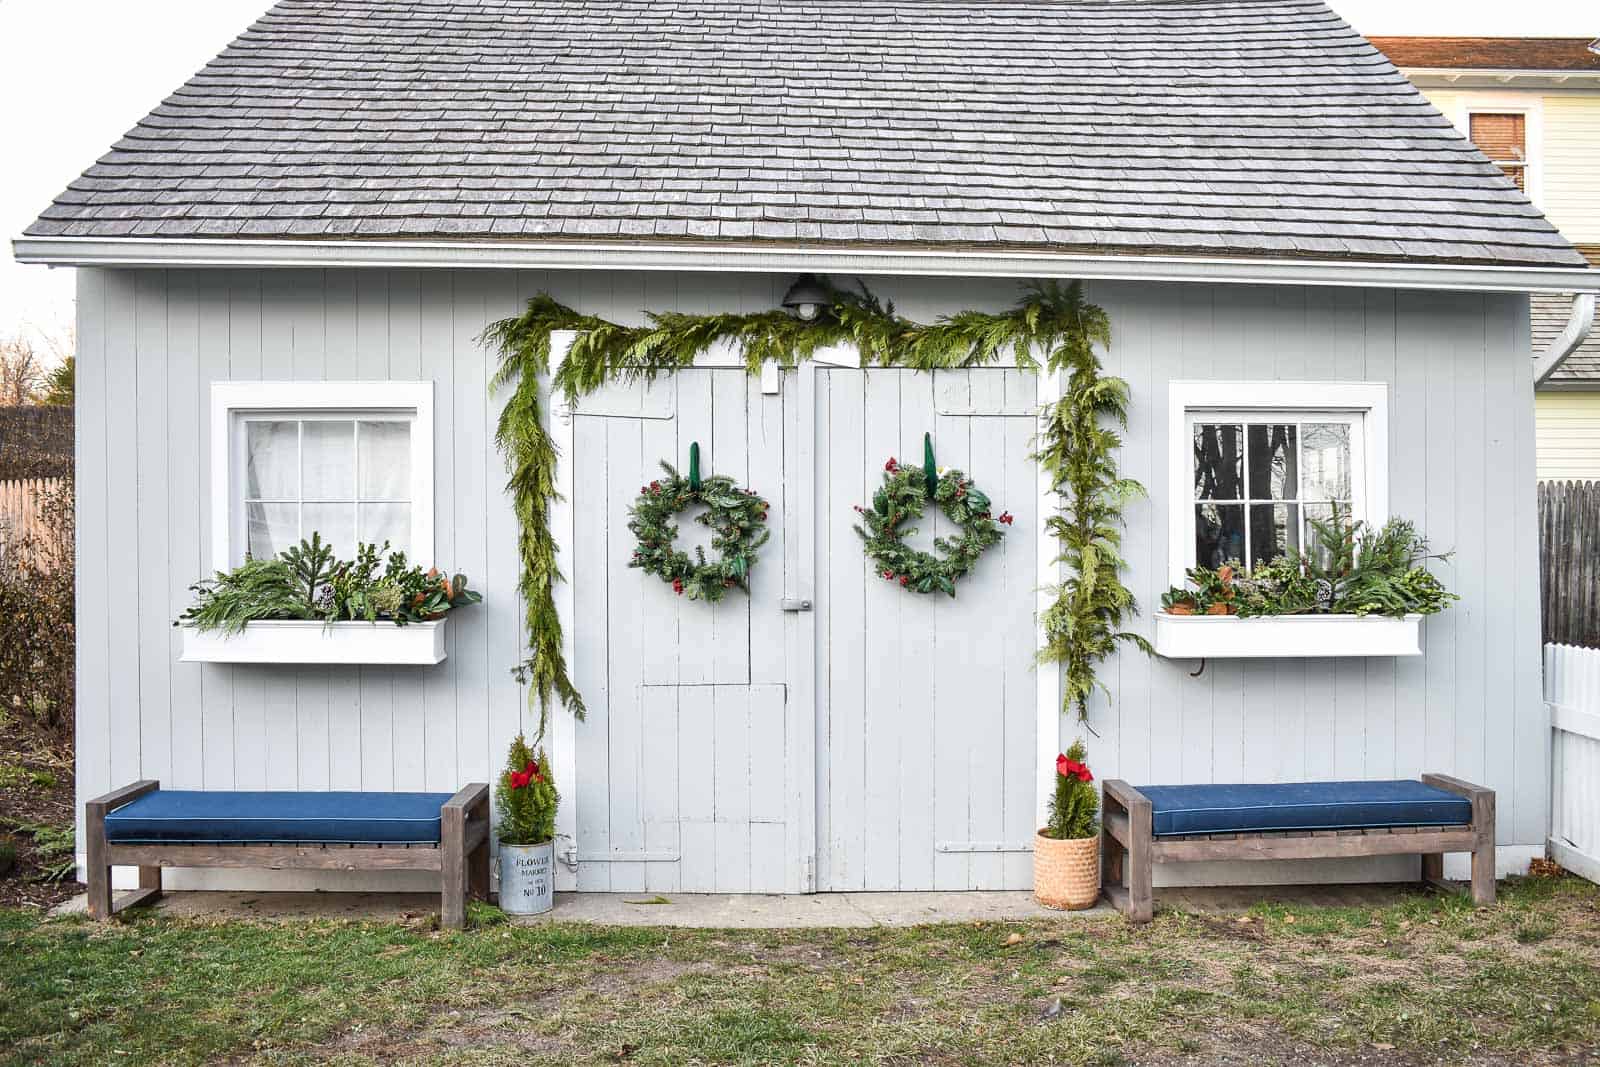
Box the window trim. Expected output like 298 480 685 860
210 381 434 570
1167 381 1388 586
1455 96 1543 206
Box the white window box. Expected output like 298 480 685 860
179 619 447 665
1152 613 1422 660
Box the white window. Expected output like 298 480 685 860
1167 382 1387 584
211 382 433 569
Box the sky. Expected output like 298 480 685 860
1 0 1597 360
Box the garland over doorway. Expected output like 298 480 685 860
484 280 1146 733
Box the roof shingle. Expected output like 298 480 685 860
24 0 1589 268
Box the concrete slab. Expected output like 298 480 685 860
50 889 1113 927
511 891 1116 928
48 882 1423 926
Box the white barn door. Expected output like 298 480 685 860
814 368 1041 891
569 365 1038 893
569 368 810 893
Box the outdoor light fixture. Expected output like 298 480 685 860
781 273 829 321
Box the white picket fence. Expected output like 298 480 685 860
1544 643 1600 883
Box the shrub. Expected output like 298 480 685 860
495 734 557 846
1045 739 1099 840
0 475 73 733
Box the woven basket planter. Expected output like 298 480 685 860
1033 831 1101 910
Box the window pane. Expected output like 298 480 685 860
1195 503 1245 569
246 501 298 560
1301 501 1351 566
1246 424 1298 500
1193 424 1243 500
359 421 411 500
1302 424 1351 500
1248 502 1300 567
360 502 412 557
302 420 356 500
245 421 298 499
303 502 356 559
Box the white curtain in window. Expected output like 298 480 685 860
242 417 413 562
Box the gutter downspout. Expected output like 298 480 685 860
1534 292 1598 387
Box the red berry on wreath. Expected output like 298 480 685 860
885 457 898 472
672 578 684 594
882 569 894 580
899 575 909 587
998 511 1014 525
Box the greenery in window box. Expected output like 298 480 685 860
178 535 481 634
1161 517 1457 619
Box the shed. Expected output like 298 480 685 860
16 0 1598 894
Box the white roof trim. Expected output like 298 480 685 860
11 235 1598 295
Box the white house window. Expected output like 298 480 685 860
1469 112 1527 192
211 383 434 569
1168 382 1387 584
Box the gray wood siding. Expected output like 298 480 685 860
72 268 1544 887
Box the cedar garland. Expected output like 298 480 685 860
485 279 1144 732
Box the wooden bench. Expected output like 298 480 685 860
1100 774 1495 922
86 781 491 928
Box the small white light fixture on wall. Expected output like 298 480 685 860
781 273 829 321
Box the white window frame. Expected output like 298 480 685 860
1167 381 1388 586
210 382 434 570
1454 95 1543 207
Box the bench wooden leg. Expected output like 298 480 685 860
84 779 160 920
86 819 112 921
1103 780 1154 923
469 838 491 903
1422 773 1497 906
1470 791 1496 906
441 807 467 930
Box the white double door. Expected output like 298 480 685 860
569 366 1041 892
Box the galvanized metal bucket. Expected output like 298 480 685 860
498 841 554 915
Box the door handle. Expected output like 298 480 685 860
781 598 813 612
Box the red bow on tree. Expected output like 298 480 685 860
1056 753 1093 782
508 759 541 789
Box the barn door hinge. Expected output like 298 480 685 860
781 598 813 612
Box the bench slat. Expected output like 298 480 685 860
106 842 446 872
1152 828 1478 863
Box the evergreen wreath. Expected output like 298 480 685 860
628 459 771 602
485 278 1142 733
853 448 1010 598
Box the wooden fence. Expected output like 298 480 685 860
1538 480 1600 647
1544 643 1600 884
0 477 66 570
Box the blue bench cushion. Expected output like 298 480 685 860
104 791 455 845
1137 780 1472 837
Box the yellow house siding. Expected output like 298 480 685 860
1542 95 1600 244
1537 392 1600 480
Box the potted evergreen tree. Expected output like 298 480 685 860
496 734 558 915
1034 739 1101 910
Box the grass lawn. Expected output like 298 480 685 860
3 876 1599 1066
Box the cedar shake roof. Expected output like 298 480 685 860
1370 37 1600 73
22 0 1590 268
